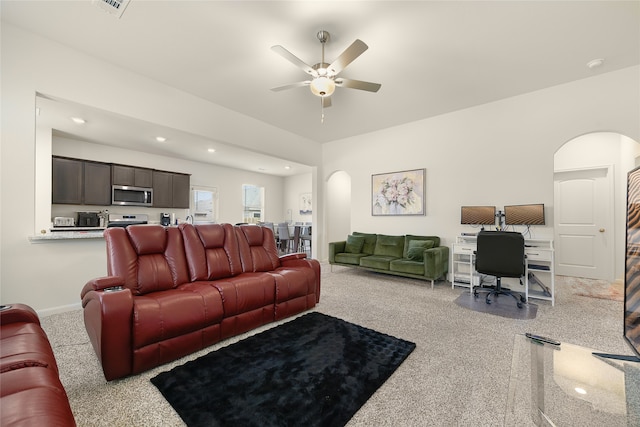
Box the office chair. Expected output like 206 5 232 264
473 231 527 309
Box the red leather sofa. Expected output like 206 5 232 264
81 223 321 381
0 304 76 426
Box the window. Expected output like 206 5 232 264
242 184 264 224
191 186 218 223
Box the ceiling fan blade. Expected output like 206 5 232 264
271 45 317 77
270 81 311 92
322 96 332 108
328 39 368 75
335 78 381 93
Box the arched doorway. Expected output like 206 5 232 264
554 132 640 281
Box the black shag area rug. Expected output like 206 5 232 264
151 312 416 427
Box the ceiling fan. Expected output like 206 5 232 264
270 30 381 109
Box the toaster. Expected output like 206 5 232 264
53 217 75 227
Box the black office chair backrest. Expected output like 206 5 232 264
475 231 525 278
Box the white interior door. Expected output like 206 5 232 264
553 167 613 280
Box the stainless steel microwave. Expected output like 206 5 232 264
111 185 153 207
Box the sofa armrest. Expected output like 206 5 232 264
328 241 346 263
80 276 125 299
423 246 450 280
279 253 307 262
280 257 322 303
81 286 134 381
0 303 40 326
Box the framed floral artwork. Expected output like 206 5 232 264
372 168 425 216
299 193 312 215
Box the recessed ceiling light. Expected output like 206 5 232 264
586 58 604 69
71 117 86 124
155 136 167 142
207 148 216 153
575 387 587 395
284 165 291 170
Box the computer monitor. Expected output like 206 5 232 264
504 204 545 225
460 206 496 225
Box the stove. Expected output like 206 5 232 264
107 213 149 228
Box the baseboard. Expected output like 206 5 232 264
37 302 82 317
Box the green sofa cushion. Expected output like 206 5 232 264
389 259 425 275
407 239 435 261
345 234 365 254
403 235 440 258
352 232 378 255
373 235 405 258
335 253 370 265
360 255 397 270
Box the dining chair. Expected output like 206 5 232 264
292 225 301 253
276 223 291 253
300 225 312 256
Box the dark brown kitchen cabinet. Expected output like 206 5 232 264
52 157 111 205
172 173 190 208
153 170 190 208
112 165 153 188
52 157 83 204
52 155 188 208
83 161 111 205
152 171 172 208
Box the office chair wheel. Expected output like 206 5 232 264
520 295 526 303
517 302 523 309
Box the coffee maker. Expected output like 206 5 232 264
160 213 171 226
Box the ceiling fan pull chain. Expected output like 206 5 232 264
321 97 325 124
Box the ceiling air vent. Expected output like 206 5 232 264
92 0 131 19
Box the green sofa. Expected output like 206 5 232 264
328 232 449 288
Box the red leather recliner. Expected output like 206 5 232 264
81 223 320 380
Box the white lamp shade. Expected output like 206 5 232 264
309 77 335 97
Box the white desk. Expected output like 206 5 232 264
450 235 555 306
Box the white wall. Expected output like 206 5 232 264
282 173 312 224
326 171 352 245
0 23 320 314
321 66 640 263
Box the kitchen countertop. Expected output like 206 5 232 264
28 223 207 242
28 229 105 242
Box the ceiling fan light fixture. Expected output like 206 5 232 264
310 76 335 97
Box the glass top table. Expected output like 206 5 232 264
505 334 640 426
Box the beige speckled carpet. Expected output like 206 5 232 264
40 265 630 426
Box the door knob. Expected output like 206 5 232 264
599 228 605 232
